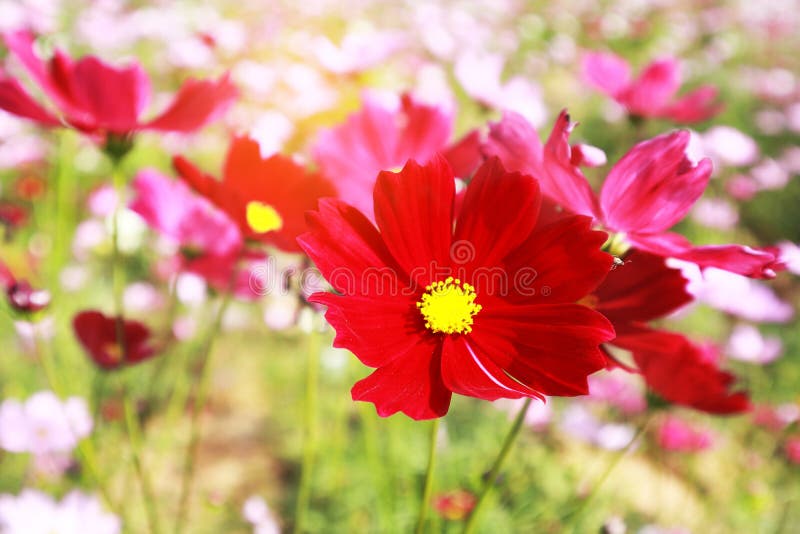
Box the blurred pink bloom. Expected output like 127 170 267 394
0 489 120 534
777 241 800 275
560 404 636 450
454 52 546 127
726 324 782 364
751 158 790 190
123 282 165 313
313 92 480 219
582 52 722 123
672 260 794 323
242 495 280 534
657 415 714 452
87 185 118 218
588 369 646 415
701 126 759 167
312 29 406 74
0 30 237 139
752 403 800 432
0 391 92 456
726 175 759 200
785 436 800 465
495 398 552 431
690 198 739 230
130 169 242 256
485 111 777 278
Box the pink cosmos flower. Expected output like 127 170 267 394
657 415 714 452
312 92 481 220
484 111 777 278
725 324 782 364
582 52 722 123
587 369 646 415
0 391 92 456
0 489 120 534
130 169 242 257
0 30 237 140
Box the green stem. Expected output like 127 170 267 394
563 414 653 532
123 391 161 534
358 403 393 532
415 418 441 534
174 289 234 534
462 398 532 534
293 323 321 534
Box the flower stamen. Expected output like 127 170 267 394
417 277 482 334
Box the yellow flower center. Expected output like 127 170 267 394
417 277 482 334
246 201 283 234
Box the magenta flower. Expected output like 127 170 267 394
0 31 237 140
484 111 777 278
581 51 722 124
657 415 714 452
312 92 481 220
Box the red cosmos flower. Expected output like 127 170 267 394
581 51 722 123
72 310 156 370
174 136 335 253
433 490 477 521
484 111 777 278
0 31 237 139
593 250 750 414
312 93 482 220
298 156 615 420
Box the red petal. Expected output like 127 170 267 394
453 157 541 282
310 292 421 368
440 336 538 401
173 154 244 227
146 74 237 133
351 339 452 420
72 310 155 370
601 131 712 233
504 215 612 304
594 250 692 324
298 198 402 295
442 129 482 178
470 301 613 396
372 156 454 285
0 74 61 126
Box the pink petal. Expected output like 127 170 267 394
620 57 681 114
581 51 632 98
660 85 722 124
0 73 61 126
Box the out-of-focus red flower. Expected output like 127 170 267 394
0 260 50 314
484 110 777 278
656 415 715 452
785 436 800 465
312 93 482 220
13 174 45 200
591 250 750 414
0 31 237 140
0 202 28 229
299 156 614 420
433 490 476 521
174 136 335 253
72 310 156 370
581 52 722 123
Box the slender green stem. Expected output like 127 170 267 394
293 323 321 534
415 418 441 534
358 403 393 532
462 398 532 534
123 391 161 534
174 289 235 534
562 414 653 532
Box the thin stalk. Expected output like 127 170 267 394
123 392 161 534
563 414 653 532
462 398 532 534
293 323 321 534
174 289 234 534
415 418 441 534
358 403 393 532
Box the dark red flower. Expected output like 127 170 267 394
299 156 614 420
0 260 50 313
0 31 237 139
174 136 336 253
72 310 156 370
434 490 477 520
593 250 750 414
0 202 28 229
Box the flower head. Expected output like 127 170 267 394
582 52 722 123
174 136 335 253
0 489 120 534
299 156 614 419
484 110 777 278
72 310 156 370
0 30 237 141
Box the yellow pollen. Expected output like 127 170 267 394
416 277 482 334
246 201 283 234
103 342 124 362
